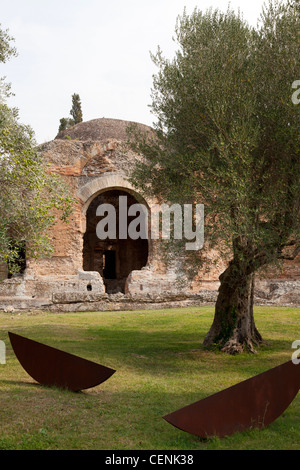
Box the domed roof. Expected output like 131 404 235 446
55 117 153 142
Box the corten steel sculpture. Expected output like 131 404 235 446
9 332 116 392
163 360 300 438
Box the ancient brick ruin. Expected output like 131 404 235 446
0 118 299 312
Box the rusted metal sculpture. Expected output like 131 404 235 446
9 332 116 392
163 360 300 438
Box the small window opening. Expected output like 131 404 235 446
103 250 116 280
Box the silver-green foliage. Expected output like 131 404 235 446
130 0 300 273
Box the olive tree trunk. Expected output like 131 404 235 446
203 262 263 354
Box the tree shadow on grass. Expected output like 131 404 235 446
3 323 294 385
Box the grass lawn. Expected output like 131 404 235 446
0 305 299 450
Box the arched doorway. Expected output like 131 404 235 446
83 189 149 294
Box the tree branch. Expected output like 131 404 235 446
278 243 300 260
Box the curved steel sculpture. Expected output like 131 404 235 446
9 332 116 392
163 360 300 438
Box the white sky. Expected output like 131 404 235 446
1 0 268 144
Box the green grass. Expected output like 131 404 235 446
0 306 299 450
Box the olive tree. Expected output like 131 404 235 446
129 1 300 353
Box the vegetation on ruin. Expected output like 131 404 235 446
0 306 299 450
128 0 300 354
58 93 83 132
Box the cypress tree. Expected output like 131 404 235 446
70 93 83 124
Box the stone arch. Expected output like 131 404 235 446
77 174 152 293
78 173 149 213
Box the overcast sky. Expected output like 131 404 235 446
1 0 268 144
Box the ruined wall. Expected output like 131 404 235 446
0 118 299 311
0 119 192 310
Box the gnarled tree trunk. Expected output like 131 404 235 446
203 262 263 354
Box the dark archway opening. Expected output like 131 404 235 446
83 190 149 294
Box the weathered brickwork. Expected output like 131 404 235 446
0 118 299 311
